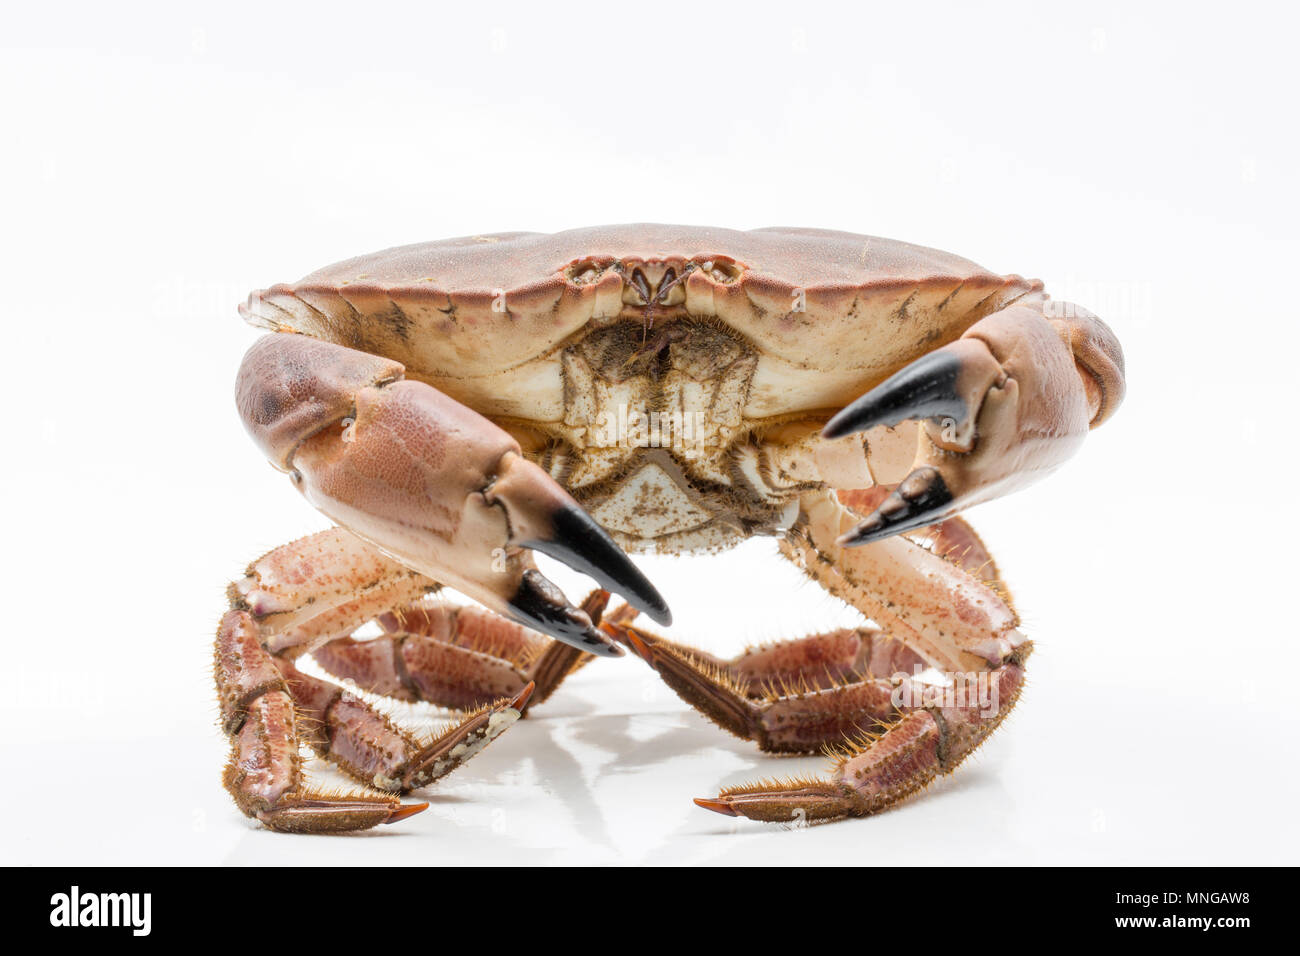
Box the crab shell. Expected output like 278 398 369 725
241 224 1039 421
239 225 1044 553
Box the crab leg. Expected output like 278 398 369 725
311 591 610 711
786 492 1024 670
823 301 1125 543
216 609 425 832
638 625 884 694
231 526 436 655
837 490 1006 590
601 616 907 753
600 514 1006 763
276 655 533 792
218 531 556 832
236 333 671 655
683 490 1029 821
695 660 1027 823
604 619 926 699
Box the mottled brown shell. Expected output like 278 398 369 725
240 224 1040 422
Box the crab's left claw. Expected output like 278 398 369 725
824 301 1125 545
237 334 670 656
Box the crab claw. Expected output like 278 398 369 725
237 335 671 654
823 303 1125 545
823 343 989 443
507 569 622 655
837 466 953 545
489 459 672 628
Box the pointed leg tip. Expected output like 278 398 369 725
510 681 537 711
694 797 739 817
384 802 429 825
622 628 654 663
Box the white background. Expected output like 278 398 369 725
3 1 1297 865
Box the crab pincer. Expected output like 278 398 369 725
824 302 1125 545
236 334 670 656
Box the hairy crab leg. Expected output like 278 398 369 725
232 526 437 655
311 591 610 711
218 531 569 832
696 660 1028 823
838 490 1007 592
311 625 531 711
824 301 1125 543
688 490 1030 822
216 609 426 832
237 334 671 655
784 492 1023 672
276 654 533 792
605 619 906 693
605 617 935 699
602 617 912 753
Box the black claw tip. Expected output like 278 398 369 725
823 350 967 439
839 467 955 546
507 570 624 657
524 504 672 627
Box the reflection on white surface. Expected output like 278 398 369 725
5 622 1295 866
1 496 1296 865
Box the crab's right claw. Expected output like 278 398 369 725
236 335 672 656
824 303 1125 545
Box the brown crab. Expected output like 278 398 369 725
217 224 1124 832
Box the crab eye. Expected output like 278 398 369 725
567 260 605 285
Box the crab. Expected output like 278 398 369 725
217 224 1125 832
